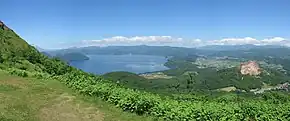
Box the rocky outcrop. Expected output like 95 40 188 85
0 20 10 30
0 20 4 26
240 61 261 76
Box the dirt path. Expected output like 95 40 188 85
39 93 104 121
0 74 104 121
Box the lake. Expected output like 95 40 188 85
69 54 169 75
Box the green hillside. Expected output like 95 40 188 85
102 72 176 95
0 71 154 121
0 21 153 121
1 21 290 121
0 21 31 62
103 71 148 87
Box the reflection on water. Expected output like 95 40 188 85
69 54 169 74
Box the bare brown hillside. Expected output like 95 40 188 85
240 61 261 76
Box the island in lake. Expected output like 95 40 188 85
55 52 90 62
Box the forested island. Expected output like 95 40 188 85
55 52 89 62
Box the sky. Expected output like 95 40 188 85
1 0 290 49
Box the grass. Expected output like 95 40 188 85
0 71 154 121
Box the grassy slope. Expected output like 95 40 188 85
0 21 154 121
0 71 154 121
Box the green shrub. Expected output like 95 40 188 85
8 69 28 77
54 70 290 121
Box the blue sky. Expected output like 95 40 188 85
2 0 290 48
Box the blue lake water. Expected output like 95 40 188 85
69 54 169 75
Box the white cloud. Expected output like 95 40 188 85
208 37 260 45
80 36 184 47
261 37 286 44
73 36 290 48
206 37 289 46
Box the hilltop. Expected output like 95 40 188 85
0 20 70 75
0 21 32 59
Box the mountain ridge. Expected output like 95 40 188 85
46 44 289 57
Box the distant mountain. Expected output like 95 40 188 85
47 45 198 57
208 47 290 59
197 44 287 51
48 44 289 58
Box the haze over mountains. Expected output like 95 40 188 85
33 34 289 53
42 44 290 58
39 37 290 51
42 35 288 49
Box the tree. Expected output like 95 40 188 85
0 53 3 63
186 72 197 92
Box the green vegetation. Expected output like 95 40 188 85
102 72 176 95
161 56 290 91
103 71 148 89
4 68 290 120
1 21 290 120
0 71 154 121
193 57 241 70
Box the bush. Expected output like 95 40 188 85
8 69 28 77
31 72 51 79
54 70 290 121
